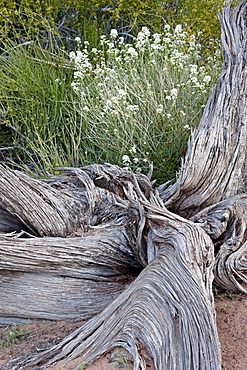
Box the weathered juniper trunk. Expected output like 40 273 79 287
160 0 247 217
1 1 247 369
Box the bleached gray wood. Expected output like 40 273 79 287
0 163 221 370
17 202 220 370
0 227 141 326
1 1 247 370
0 272 130 326
160 0 247 218
191 194 247 293
0 164 84 237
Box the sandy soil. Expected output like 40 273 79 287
0 293 246 370
215 293 247 370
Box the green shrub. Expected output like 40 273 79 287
0 40 89 175
0 1 231 182
69 25 221 183
175 0 238 45
0 1 169 48
0 1 238 49
0 1 49 42
0 25 221 182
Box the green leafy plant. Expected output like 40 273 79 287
218 303 231 312
213 286 237 301
0 23 222 183
0 38 92 176
78 360 86 370
42 320 52 333
69 25 221 183
0 321 31 348
113 351 131 369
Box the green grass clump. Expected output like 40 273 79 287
0 321 30 348
175 0 238 48
69 25 221 183
0 24 222 183
0 40 93 176
0 1 238 51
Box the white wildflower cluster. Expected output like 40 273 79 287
165 88 178 101
70 25 217 101
99 88 140 117
110 29 118 38
69 25 221 175
122 145 149 172
69 41 93 91
136 26 151 49
187 64 212 93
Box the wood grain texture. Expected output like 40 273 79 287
0 164 84 237
0 163 221 369
0 272 131 325
1 2 247 370
191 195 247 293
20 204 220 370
160 0 247 218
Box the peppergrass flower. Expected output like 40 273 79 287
110 29 118 38
69 25 221 182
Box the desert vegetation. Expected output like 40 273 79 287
0 0 236 181
0 1 247 370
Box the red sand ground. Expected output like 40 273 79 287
0 293 246 370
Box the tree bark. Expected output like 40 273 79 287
160 0 247 218
1 1 247 370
